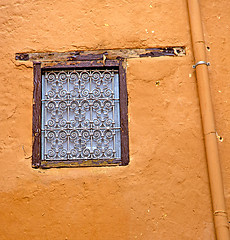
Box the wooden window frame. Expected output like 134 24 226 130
32 60 129 168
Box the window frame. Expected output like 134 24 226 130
32 60 129 168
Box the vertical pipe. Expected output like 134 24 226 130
187 0 230 239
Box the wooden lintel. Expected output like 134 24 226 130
15 47 185 62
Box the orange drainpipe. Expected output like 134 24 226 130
187 0 230 239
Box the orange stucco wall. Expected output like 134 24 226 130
0 0 229 239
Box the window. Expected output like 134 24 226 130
32 60 129 168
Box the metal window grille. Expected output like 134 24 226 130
41 69 121 162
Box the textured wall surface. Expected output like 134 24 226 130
0 0 229 239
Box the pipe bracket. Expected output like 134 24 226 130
193 61 210 69
214 210 228 216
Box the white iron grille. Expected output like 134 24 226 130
41 69 121 161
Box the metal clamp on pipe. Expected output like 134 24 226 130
193 61 210 69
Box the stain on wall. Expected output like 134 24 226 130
0 0 229 239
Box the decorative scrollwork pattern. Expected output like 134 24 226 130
41 69 121 161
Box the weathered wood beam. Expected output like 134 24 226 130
15 47 185 62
